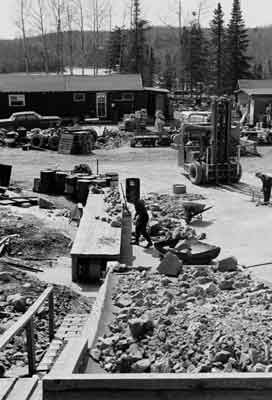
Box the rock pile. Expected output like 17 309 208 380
143 193 206 239
90 265 272 373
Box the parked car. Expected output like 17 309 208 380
0 111 62 130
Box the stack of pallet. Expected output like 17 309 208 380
58 131 93 155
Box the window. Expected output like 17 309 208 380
121 93 134 101
73 93 86 102
26 113 39 120
9 94 25 107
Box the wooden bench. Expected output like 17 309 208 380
70 194 121 282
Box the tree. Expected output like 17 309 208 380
210 2 226 94
16 0 31 73
106 27 123 72
49 0 65 73
77 0 86 75
163 53 175 90
186 21 209 95
31 0 50 73
226 0 251 92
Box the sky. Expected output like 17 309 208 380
0 0 271 39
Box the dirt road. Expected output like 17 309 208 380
1 145 272 279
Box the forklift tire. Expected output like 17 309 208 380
189 162 203 185
232 163 242 183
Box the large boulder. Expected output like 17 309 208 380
7 293 27 313
0 272 15 283
157 252 183 277
217 256 238 272
39 197 55 210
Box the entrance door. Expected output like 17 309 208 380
96 93 107 118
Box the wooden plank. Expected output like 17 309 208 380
71 194 121 258
0 378 16 400
49 338 88 376
28 381 42 400
43 373 272 391
26 319 36 376
6 377 38 400
0 287 53 351
58 134 74 155
42 388 272 400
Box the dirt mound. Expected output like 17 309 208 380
0 210 70 259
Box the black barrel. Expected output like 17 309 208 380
39 169 56 194
106 172 119 188
0 164 12 187
77 179 91 205
55 171 68 195
126 178 140 203
65 175 78 197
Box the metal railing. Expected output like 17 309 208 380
0 286 54 376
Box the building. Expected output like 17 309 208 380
0 73 169 122
237 79 272 125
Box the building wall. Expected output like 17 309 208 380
0 90 168 121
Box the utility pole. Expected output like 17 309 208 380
133 0 140 73
178 0 182 89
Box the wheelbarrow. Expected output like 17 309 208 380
182 201 213 224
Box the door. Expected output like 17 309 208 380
96 93 107 119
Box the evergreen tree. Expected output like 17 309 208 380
163 53 175 90
226 0 251 92
210 3 226 94
106 27 122 71
186 21 209 95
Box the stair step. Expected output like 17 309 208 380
0 378 16 400
5 377 38 400
37 314 89 374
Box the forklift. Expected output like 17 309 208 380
176 97 242 185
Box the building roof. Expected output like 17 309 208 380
144 87 169 94
0 73 143 93
238 79 272 96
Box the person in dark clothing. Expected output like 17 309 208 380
256 172 272 205
132 199 153 248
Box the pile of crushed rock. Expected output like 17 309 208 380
90 260 272 374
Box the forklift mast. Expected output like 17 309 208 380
210 97 232 165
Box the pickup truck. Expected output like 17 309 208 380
0 111 62 131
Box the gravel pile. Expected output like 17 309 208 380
90 265 272 373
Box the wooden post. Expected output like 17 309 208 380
48 291 54 342
25 318 36 376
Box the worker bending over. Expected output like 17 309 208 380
132 199 153 248
256 172 272 205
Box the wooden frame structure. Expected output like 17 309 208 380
43 272 272 400
0 286 54 376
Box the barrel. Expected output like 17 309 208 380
173 184 186 195
33 178 40 193
0 164 12 187
65 175 78 197
55 171 68 195
91 178 108 188
106 172 119 188
126 178 140 203
39 169 56 194
77 179 91 205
